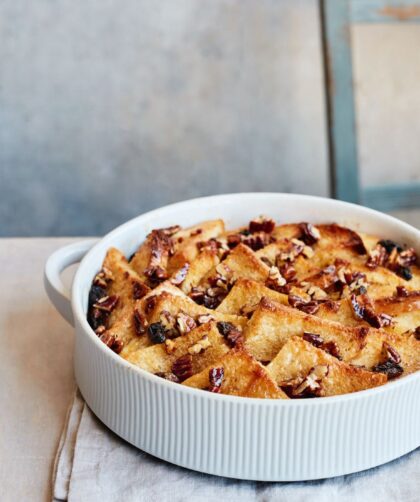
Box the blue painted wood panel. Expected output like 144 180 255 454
321 0 360 203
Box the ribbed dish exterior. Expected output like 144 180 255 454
74 323 420 481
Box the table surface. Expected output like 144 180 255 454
0 238 79 502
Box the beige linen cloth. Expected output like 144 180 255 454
53 391 419 502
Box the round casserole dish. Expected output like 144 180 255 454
44 193 420 481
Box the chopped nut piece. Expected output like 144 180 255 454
396 286 409 297
172 354 193 381
302 332 341 359
287 365 329 398
196 314 215 325
171 263 190 286
154 371 180 383
350 294 393 328
93 295 119 312
164 339 176 354
383 342 401 364
249 216 275 234
133 309 148 336
265 266 286 292
176 312 197 335
95 325 106 335
307 285 327 301
302 332 323 347
188 335 211 355
302 246 315 258
299 223 321 245
216 321 243 347
99 333 123 354
144 295 158 314
288 294 320 315
208 367 224 393
133 280 148 300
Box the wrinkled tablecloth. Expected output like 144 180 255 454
52 391 419 502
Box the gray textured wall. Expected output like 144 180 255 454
0 0 328 236
2 1 419 236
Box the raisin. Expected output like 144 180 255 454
378 239 402 254
88 285 107 308
372 361 403 379
397 266 413 281
147 322 166 344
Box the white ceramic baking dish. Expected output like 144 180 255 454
44 193 420 481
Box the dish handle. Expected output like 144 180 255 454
44 239 98 326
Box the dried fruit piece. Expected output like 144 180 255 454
208 367 224 392
147 322 166 344
216 322 243 347
372 361 403 379
415 326 420 341
372 342 403 379
89 285 107 308
172 354 193 381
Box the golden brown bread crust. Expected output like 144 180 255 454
183 348 288 399
267 336 387 397
87 217 420 398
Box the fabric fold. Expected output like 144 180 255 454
53 391 420 502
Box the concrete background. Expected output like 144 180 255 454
0 0 419 236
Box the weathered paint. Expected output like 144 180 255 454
322 0 420 209
351 0 420 23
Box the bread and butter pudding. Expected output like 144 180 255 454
87 217 420 399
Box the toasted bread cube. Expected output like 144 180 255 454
101 247 150 326
183 349 288 399
168 219 225 273
244 298 368 363
349 330 420 375
267 336 387 397
200 243 270 290
104 280 182 346
123 322 229 374
147 291 247 328
175 249 220 294
216 278 288 315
